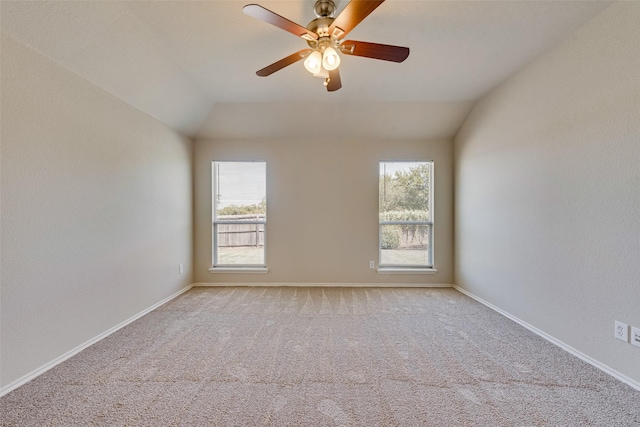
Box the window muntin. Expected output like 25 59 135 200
212 161 266 267
379 161 433 268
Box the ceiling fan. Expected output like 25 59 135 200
243 0 410 92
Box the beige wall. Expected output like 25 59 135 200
194 138 453 285
454 2 640 384
0 35 193 388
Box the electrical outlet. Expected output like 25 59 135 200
369 261 375 269
614 321 629 342
631 327 640 348
179 264 184 275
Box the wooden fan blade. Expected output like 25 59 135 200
243 4 318 40
328 0 385 39
340 40 409 63
256 49 312 77
326 68 342 92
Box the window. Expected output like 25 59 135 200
212 161 266 269
379 161 433 269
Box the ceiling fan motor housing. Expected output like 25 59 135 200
306 17 335 45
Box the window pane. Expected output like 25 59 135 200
216 224 265 265
379 162 430 222
215 162 266 219
380 224 430 266
213 161 266 267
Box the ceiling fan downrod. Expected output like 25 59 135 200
314 0 336 18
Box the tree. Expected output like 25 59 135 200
380 164 430 213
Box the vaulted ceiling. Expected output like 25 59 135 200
1 1 612 139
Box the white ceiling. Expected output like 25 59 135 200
1 0 612 139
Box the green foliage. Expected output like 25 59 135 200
380 163 430 214
380 210 430 249
379 210 429 222
218 198 266 216
379 164 431 249
381 225 402 249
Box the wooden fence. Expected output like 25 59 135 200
216 214 265 247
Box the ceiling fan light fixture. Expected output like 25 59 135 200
313 67 330 79
304 50 322 74
322 46 340 71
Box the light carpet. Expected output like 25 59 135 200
1 287 639 426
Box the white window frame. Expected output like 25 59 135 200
210 161 267 272
378 161 435 271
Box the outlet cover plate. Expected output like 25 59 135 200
615 321 629 342
631 326 640 348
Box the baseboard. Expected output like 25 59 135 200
193 282 454 288
453 286 640 392
0 284 193 397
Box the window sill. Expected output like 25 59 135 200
209 267 269 274
377 268 437 275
